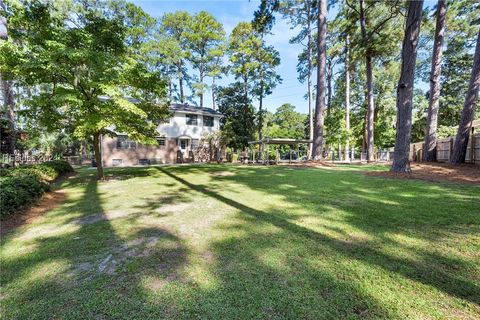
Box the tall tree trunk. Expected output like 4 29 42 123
312 0 327 160
178 61 185 103
1 1 16 155
365 56 375 162
358 0 375 162
424 0 447 162
362 111 367 156
450 30 480 164
326 59 333 118
307 3 314 159
199 68 204 108
179 77 184 104
345 34 351 161
92 132 104 180
258 81 264 160
391 0 424 173
212 76 216 110
168 78 173 101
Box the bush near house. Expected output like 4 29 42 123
0 160 74 217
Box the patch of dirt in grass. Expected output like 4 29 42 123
210 171 236 177
366 163 480 185
155 203 192 214
73 234 185 277
201 250 215 263
0 190 66 236
73 210 132 225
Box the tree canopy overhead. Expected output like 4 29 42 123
0 0 170 178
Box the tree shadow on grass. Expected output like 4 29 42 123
156 166 480 310
0 171 189 319
2 165 478 318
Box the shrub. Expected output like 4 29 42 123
0 160 74 217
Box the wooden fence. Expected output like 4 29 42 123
408 133 480 165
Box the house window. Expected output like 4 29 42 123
179 139 189 150
155 137 166 147
116 135 136 149
138 159 150 165
186 114 198 125
112 159 123 166
203 116 214 127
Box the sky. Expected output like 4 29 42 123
129 0 315 113
129 0 436 114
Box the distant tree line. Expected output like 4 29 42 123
256 0 479 171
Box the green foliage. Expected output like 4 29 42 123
228 22 281 100
264 103 307 139
0 0 169 178
154 11 193 102
0 160 73 216
217 82 256 150
0 173 45 217
439 0 480 127
186 11 225 105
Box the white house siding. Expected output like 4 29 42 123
156 112 220 139
100 105 222 166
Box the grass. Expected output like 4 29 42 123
1 164 479 319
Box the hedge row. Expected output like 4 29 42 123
0 160 74 217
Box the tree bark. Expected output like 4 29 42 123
168 78 173 101
312 0 327 160
345 34 351 161
258 83 264 161
450 30 480 164
212 76 216 110
1 1 16 155
423 0 447 162
307 1 314 159
391 0 424 173
365 55 375 162
199 67 204 108
92 132 105 180
358 0 375 162
178 61 185 103
326 58 333 118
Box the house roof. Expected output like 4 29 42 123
98 96 222 116
170 104 222 116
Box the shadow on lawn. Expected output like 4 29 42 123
156 166 480 309
1 171 190 319
2 165 479 318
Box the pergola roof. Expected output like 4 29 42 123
248 138 312 145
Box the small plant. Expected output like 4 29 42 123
0 160 74 217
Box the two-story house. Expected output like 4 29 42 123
100 104 222 166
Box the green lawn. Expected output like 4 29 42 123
1 164 479 319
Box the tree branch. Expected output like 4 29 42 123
345 0 360 16
369 5 401 38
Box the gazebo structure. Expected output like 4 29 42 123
248 138 312 164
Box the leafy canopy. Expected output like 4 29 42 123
0 0 169 143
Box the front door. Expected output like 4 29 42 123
179 139 189 156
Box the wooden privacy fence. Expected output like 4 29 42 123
408 133 480 165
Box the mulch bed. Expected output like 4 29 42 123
365 163 480 185
279 161 479 185
0 190 66 236
0 172 76 236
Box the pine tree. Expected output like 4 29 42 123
391 0 424 173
